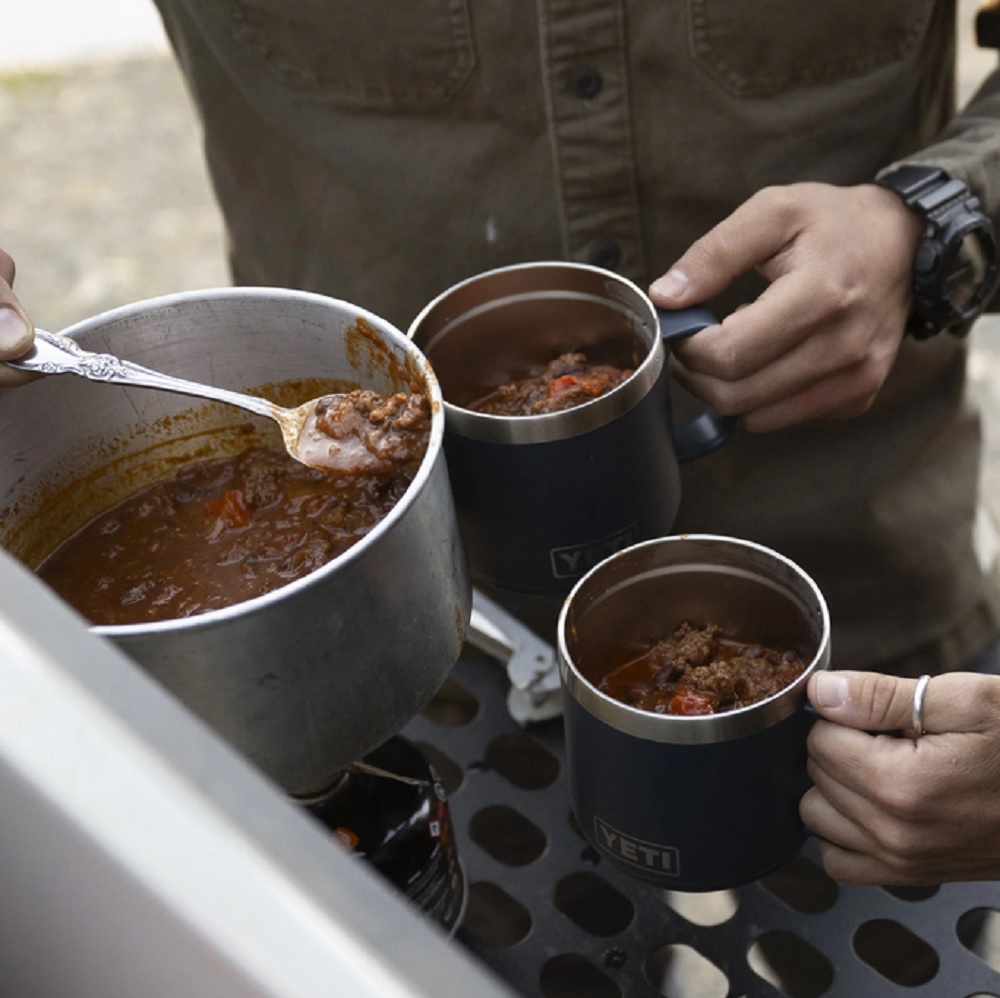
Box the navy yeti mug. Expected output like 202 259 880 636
557 534 831 892
407 262 734 598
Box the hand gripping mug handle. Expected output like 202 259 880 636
657 306 737 461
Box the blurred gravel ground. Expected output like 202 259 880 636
3 42 1000 550
0 55 227 332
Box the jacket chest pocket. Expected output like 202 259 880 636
226 0 475 107
688 0 938 98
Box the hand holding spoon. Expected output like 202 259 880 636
5 329 429 475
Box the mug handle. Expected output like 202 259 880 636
657 306 737 461
800 700 823 841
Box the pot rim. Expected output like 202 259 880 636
407 261 664 445
557 533 832 744
44 286 447 640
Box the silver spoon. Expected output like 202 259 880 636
5 328 384 474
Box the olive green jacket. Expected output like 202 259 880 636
155 0 1000 672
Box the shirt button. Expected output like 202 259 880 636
589 240 622 270
569 65 603 100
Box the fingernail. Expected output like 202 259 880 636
813 672 849 709
0 307 28 352
650 268 689 301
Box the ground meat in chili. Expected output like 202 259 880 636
597 622 807 716
36 402 429 626
469 352 632 416
296 389 432 475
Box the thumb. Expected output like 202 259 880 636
0 298 36 387
647 189 789 308
0 247 36 384
0 303 32 360
808 670 930 735
0 247 33 363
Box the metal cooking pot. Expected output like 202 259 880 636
0 288 471 795
558 534 831 892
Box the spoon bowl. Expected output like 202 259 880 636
6 329 409 474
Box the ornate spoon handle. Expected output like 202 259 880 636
7 329 281 421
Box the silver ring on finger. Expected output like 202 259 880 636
911 673 931 738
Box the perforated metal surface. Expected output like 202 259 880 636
403 649 1000 998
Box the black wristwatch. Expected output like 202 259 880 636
875 164 999 339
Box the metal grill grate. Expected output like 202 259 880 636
403 649 1000 998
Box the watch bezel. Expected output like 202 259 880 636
910 213 999 339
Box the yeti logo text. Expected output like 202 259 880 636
550 525 636 579
594 817 680 875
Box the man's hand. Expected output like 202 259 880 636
649 182 922 432
0 247 36 386
801 670 1000 885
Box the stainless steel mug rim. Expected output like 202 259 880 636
407 262 665 445
557 533 832 745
